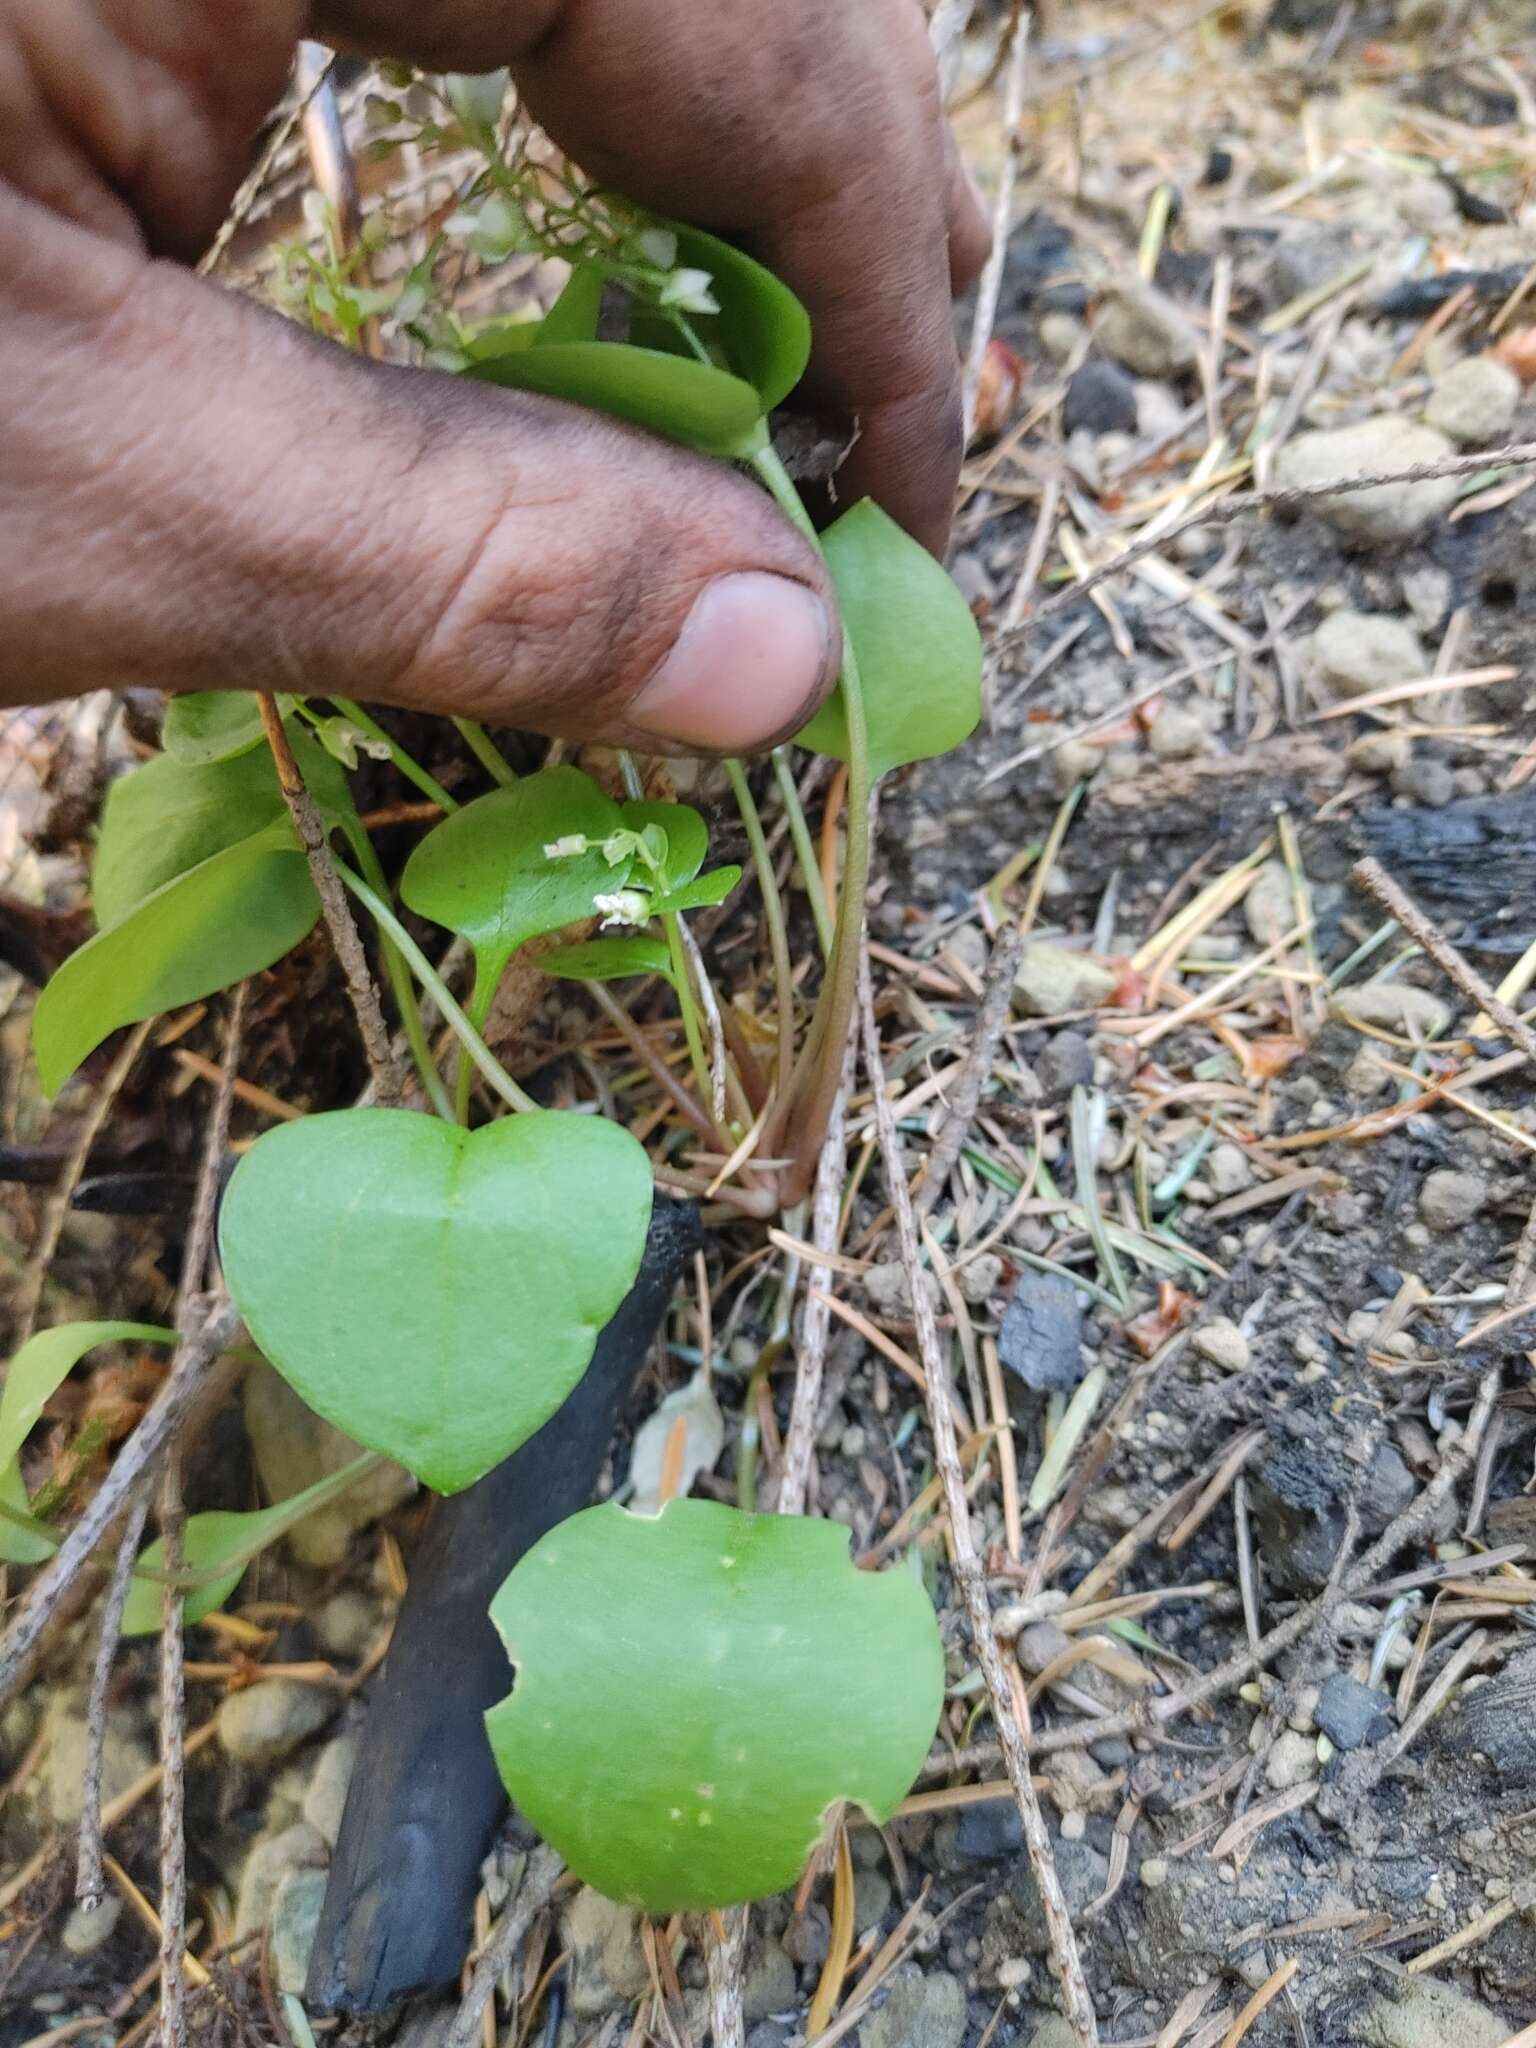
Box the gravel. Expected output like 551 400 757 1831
1315 1674 1394 1751
1312 610 1426 697
1274 419 1459 543
1419 1167 1486 1229
1424 354 1521 445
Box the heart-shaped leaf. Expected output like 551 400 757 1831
219 1108 654 1494
487 1499 943 1912
541 936 675 984
120 1451 379 1635
537 263 604 346
796 499 982 779
465 341 765 457
161 692 275 767
401 767 628 1018
34 821 318 1095
663 224 811 413
0 1322 175 1563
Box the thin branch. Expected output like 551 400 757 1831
961 13 1030 437
74 1486 152 1910
705 1905 749 2048
0 1294 241 1714
258 693 405 1108
917 925 1023 1216
443 1845 563 2048
774 1036 857 1515
858 952 1099 2047
157 1461 188 2048
1351 858 1536 1064
14 1019 153 1346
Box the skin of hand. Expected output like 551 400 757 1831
0 0 987 753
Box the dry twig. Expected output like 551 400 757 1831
917 925 1023 1217
444 1846 563 2048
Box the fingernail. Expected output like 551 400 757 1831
629 572 835 753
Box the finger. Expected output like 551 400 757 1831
943 129 992 295
0 191 840 755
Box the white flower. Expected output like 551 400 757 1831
658 267 720 316
594 889 652 929
444 70 510 132
544 835 590 859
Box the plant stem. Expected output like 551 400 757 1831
747 443 875 1204
332 698 459 813
771 748 832 958
343 824 457 1121
334 859 540 1114
455 975 497 1125
723 759 796 1117
662 911 715 1112
452 717 518 787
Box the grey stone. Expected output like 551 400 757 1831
1038 312 1085 364
782 1901 830 1967
61 1895 123 1956
1244 861 1295 944
938 1800 1025 1866
1062 359 1138 436
747 2027 792 2048
218 1678 334 1767
1316 1675 1393 1751
315 1590 380 1662
301 1732 357 1846
1358 1976 1508 2048
853 1867 892 1929
1425 355 1520 447
1094 280 1199 378
1027 2021 1080 2048
1398 757 1456 808
562 1887 649 2016
865 1260 941 1320
1420 1168 1486 1230
38 1689 152 1827
1275 419 1459 544
860 1967 966 2048
272 1867 329 1995
1014 942 1118 1018
998 1274 1085 1394
234 1820 328 1940
1011 1838 1109 1946
1207 1143 1253 1197
1332 982 1451 1039
956 1252 1004 1305
244 1364 415 1568
1035 1030 1095 1104
1265 1729 1318 1790
1312 610 1426 698
742 1937 796 2022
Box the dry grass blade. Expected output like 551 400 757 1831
857 952 1100 2046
444 1846 563 2048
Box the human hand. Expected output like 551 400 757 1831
0 0 986 751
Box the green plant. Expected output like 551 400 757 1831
20 111 982 1915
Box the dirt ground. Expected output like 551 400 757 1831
4 4 1536 2047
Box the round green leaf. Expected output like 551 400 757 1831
33 825 318 1095
161 692 273 767
665 224 811 412
465 342 765 456
541 936 674 984
795 499 982 779
401 767 627 997
648 865 741 917
486 1499 944 1912
219 1108 654 1494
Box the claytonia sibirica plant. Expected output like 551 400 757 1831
13 70 983 1915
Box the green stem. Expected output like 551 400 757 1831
332 698 459 813
343 823 456 1121
453 717 518 788
724 758 796 1118
662 911 715 1114
456 973 497 1124
771 748 833 959
748 443 874 1204
334 858 540 1114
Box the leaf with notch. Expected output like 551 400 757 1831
219 1108 654 1494
464 341 765 456
486 1499 943 1912
795 499 982 779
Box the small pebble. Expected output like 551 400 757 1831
1193 1317 1250 1372
1420 1168 1486 1230
1147 708 1206 760
1206 1143 1253 1198
1425 354 1521 446
1140 1858 1169 1889
1059 1810 1086 1842
1265 1730 1318 1791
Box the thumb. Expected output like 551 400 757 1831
0 192 839 754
